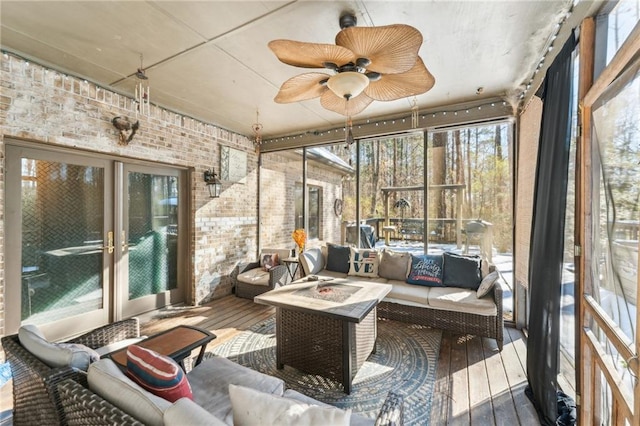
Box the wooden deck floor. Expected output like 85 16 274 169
138 295 539 425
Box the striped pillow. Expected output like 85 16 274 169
126 345 193 402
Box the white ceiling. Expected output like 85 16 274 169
1 1 592 139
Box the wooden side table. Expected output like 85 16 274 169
108 325 216 371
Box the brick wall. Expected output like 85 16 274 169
0 53 259 340
259 150 345 251
0 53 346 341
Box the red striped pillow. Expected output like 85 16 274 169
125 345 193 402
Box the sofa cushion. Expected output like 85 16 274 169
442 252 482 290
18 324 99 371
237 268 270 286
88 358 171 426
427 287 497 316
300 247 323 275
326 243 350 273
187 356 285 424
406 254 444 286
164 397 226 426
348 247 379 278
378 249 411 281
229 384 351 426
476 270 500 298
126 345 193 403
385 280 431 305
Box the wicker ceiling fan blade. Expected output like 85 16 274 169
320 90 373 116
269 40 355 69
365 57 435 101
274 73 330 103
336 24 422 74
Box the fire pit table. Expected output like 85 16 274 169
254 279 391 394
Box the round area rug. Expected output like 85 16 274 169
204 317 441 425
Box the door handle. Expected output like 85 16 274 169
101 231 115 254
121 230 129 252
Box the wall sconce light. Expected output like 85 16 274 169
204 168 222 198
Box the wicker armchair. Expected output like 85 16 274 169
235 248 293 299
1 318 140 426
56 378 404 426
58 379 144 426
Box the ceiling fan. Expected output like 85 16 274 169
269 13 435 117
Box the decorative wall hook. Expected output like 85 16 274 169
112 116 140 145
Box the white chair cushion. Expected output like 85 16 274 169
427 286 497 316
187 356 285 424
229 384 351 426
164 397 226 426
18 324 99 371
88 358 171 426
237 269 270 286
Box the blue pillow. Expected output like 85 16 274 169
442 252 482 289
406 255 444 286
326 243 350 273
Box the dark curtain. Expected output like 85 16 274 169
526 32 576 425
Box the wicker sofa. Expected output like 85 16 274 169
299 246 505 351
1 318 142 425
55 356 404 426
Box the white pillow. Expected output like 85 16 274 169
229 384 350 426
348 247 379 278
476 270 500 298
300 247 323 275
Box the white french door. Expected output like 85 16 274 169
5 142 187 340
117 162 187 319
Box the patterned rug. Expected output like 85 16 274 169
204 317 441 425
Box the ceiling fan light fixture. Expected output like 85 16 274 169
327 71 369 100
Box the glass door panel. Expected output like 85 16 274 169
119 163 185 318
6 145 111 339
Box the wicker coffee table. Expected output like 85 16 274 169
255 279 391 393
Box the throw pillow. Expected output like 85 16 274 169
126 345 193 402
348 247 379 278
378 249 411 281
406 254 444 286
229 384 351 426
300 247 323 275
476 270 500 298
18 324 99 371
442 252 482 290
261 253 279 271
325 243 350 274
